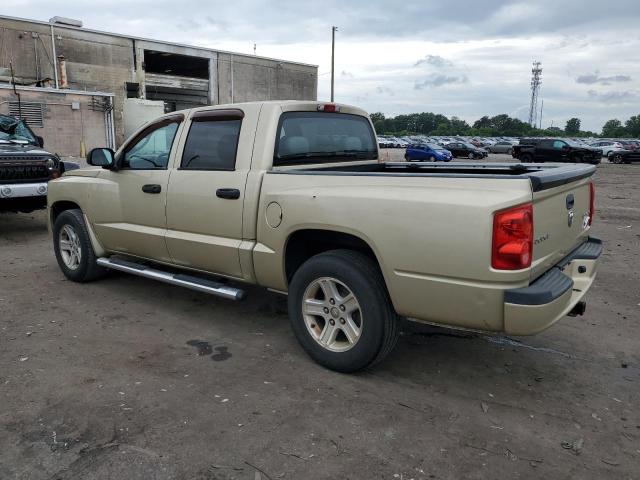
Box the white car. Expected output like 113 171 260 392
589 141 625 157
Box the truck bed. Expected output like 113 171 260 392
273 162 597 192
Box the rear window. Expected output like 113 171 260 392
274 112 377 166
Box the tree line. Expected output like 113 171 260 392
370 112 640 138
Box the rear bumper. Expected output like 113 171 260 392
503 236 602 335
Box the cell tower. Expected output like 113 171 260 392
528 61 542 128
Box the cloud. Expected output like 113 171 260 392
414 74 467 89
414 55 453 68
577 71 632 85
587 90 637 103
8 0 640 131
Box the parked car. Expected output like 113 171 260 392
0 114 78 213
48 101 601 372
589 141 625 157
444 142 488 159
618 140 638 151
513 139 601 164
608 149 640 164
404 143 452 162
488 141 516 154
377 137 393 149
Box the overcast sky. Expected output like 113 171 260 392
5 0 640 131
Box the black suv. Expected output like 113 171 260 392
0 115 78 213
512 138 601 164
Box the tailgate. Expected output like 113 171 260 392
530 175 593 279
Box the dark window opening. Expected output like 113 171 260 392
181 119 242 171
144 50 209 79
126 82 139 98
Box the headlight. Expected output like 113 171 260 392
45 158 56 169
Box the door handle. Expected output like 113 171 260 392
216 188 240 199
142 184 162 194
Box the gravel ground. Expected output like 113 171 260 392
1 153 638 479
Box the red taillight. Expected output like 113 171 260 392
589 182 595 226
492 203 533 270
318 104 338 113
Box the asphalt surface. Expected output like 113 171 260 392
1 154 639 479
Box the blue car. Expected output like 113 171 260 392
404 143 453 162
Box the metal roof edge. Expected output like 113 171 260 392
0 84 115 96
0 14 319 69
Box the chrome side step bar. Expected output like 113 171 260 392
96 257 245 301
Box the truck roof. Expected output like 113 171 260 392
165 101 371 120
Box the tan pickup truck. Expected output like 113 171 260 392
47 101 602 372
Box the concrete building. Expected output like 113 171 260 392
0 15 318 156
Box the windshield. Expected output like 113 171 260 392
0 115 39 145
274 112 378 166
463 143 477 149
564 139 583 147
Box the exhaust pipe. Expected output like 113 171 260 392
568 301 586 317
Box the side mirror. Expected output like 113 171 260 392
87 148 115 168
36 136 44 148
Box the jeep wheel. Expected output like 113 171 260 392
288 249 399 372
520 154 533 163
611 154 624 164
53 209 106 282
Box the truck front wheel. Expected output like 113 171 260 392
288 249 399 372
53 209 106 282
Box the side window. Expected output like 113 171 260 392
122 121 180 170
181 118 242 171
553 140 566 149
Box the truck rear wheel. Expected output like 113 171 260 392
53 209 106 282
288 249 399 372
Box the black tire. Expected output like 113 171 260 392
467 152 475 160
404 153 410 161
53 208 107 282
611 154 623 164
520 154 533 163
288 249 399 373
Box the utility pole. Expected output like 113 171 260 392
330 26 337 102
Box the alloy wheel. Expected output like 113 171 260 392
302 277 363 352
59 224 82 270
